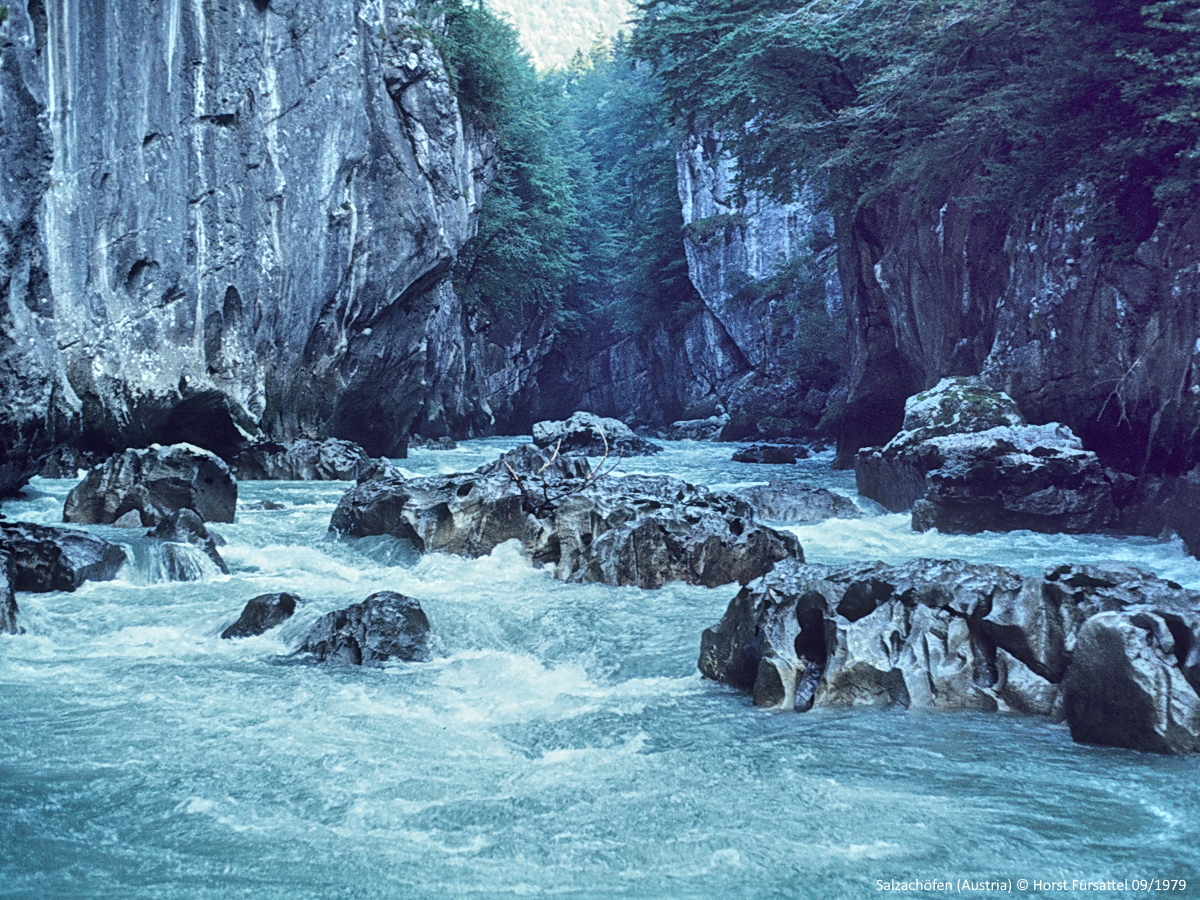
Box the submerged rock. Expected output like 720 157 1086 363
64 444 237 526
409 435 458 450
856 378 1114 533
231 439 373 481
299 591 430 665
700 558 1200 753
532 412 662 457
149 509 229 580
1 555 19 635
0 521 127 592
331 444 798 589
221 593 300 639
732 444 810 464
731 482 860 525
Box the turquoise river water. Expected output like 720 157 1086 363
2 438 1199 898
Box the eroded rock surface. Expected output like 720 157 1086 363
0 521 127 592
232 439 373 481
730 482 860 525
533 412 662 457
331 445 799 588
64 444 236 526
701 558 1200 753
856 378 1114 533
299 591 430 665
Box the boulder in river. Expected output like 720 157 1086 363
231 438 374 481
731 483 860 525
700 558 1200 753
299 591 430 665
0 521 127 592
221 592 300 639
732 444 810 464
855 378 1114 533
664 415 729 441
1 555 19 635
532 411 662 457
331 444 799 589
64 444 237 526
149 509 229 580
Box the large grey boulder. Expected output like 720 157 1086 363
332 444 799 589
532 412 662 457
64 444 236 526
149 509 229 581
221 593 300 640
700 558 1200 753
0 521 127 592
231 439 373 481
856 378 1114 533
731 482 860 525
299 592 430 665
732 444 810 464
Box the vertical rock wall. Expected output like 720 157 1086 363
0 0 543 492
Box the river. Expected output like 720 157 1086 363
3 438 1198 898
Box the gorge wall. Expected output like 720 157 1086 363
837 183 1200 473
533 130 842 439
0 0 550 494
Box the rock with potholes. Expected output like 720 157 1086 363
149 509 229 581
700 558 1200 753
533 412 662 457
0 521 127 592
64 444 237 526
299 591 430 665
731 483 861 525
231 439 374 481
732 444 810 464
331 444 799 589
855 378 1114 533
221 592 300 639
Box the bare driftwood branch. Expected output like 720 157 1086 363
503 428 618 517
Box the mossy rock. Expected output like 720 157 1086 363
902 376 1024 440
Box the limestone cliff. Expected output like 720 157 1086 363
838 182 1200 473
0 0 542 493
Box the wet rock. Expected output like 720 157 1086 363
701 558 1200 752
38 448 102 480
731 482 860 525
1 555 19 635
732 444 810 464
1064 612 1200 754
113 510 144 528
856 380 1114 533
0 521 127 592
64 444 237 526
231 439 374 481
331 445 798 589
532 412 662 457
299 591 430 665
409 435 458 450
149 509 229 580
665 416 729 441
221 593 300 639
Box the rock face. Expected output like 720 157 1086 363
331 445 800 588
232 439 373 481
0 1 552 494
0 521 127 592
1 556 19 635
221 592 300 639
856 378 1115 534
149 509 229 581
531 130 843 440
836 181 1200 476
701 559 1200 753
730 483 860 525
299 591 430 665
532 412 662 457
65 444 237 526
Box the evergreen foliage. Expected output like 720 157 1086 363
632 0 1200 230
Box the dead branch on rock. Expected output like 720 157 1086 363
504 427 620 517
